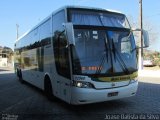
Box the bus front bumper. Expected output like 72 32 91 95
70 81 138 105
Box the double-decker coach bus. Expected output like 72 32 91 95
14 6 148 105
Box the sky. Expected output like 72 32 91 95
0 0 160 51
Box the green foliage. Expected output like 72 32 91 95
144 50 160 65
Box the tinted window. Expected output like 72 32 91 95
54 32 70 78
69 10 130 28
52 10 65 34
52 10 71 78
39 19 51 46
16 18 51 51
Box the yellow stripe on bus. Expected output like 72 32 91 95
98 72 138 82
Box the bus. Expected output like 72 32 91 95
14 6 149 105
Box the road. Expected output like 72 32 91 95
0 68 160 120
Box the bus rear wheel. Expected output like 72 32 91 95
17 69 24 83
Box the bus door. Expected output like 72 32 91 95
59 77 71 103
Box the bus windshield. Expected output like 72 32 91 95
71 28 137 76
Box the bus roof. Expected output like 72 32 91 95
16 6 124 42
62 5 123 14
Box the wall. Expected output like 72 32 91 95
0 58 8 67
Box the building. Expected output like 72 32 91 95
0 46 13 67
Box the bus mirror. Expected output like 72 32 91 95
132 28 149 48
64 23 75 45
143 30 149 47
131 28 141 31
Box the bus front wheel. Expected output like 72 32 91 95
44 76 55 101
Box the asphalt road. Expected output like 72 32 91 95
0 68 160 120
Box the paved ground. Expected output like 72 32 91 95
0 67 160 120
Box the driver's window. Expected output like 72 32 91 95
121 37 131 54
55 32 71 78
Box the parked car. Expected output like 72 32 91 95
143 59 155 67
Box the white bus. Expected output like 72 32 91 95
14 6 148 105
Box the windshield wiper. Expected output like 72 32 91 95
111 39 130 74
95 38 109 74
112 39 116 63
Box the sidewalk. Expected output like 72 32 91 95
0 66 14 71
138 69 160 78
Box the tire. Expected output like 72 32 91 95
18 69 24 83
16 69 19 77
44 77 54 101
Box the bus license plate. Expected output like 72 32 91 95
108 92 118 97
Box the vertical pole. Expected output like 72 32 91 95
16 24 19 40
139 0 143 70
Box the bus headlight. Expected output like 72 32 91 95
72 81 95 89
